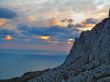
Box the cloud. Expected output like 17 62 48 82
83 18 99 24
0 29 16 36
36 36 50 41
71 18 100 31
0 8 18 32
0 0 109 54
73 18 99 28
0 23 17 31
0 19 8 26
0 25 74 52
73 23 84 28
3 35 13 41
1 0 109 28
16 24 80 42
0 28 17 42
66 38 74 45
27 15 37 22
0 7 17 19
50 18 67 27
35 0 48 4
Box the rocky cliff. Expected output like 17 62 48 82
28 10 110 82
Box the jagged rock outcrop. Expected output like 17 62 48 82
28 11 110 82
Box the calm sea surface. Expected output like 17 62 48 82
0 49 66 79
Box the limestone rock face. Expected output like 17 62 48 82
28 11 110 82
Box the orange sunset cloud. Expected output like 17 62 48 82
77 23 95 31
37 36 50 40
84 24 95 28
4 35 13 41
50 18 67 27
0 19 8 26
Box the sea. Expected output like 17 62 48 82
0 49 66 79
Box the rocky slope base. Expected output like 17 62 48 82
28 11 110 82
0 69 50 82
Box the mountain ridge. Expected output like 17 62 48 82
29 10 110 82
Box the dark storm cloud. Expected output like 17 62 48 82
0 7 17 19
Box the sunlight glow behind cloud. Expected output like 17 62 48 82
3 35 13 41
37 36 50 40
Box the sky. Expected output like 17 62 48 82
0 0 110 55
